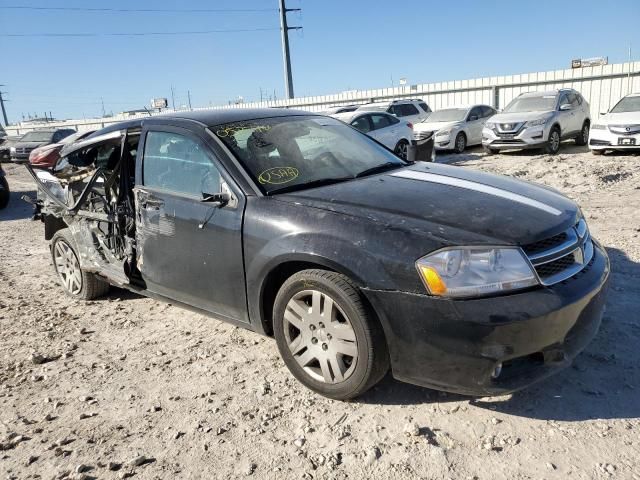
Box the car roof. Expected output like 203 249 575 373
85 108 319 140
519 89 576 98
164 108 315 127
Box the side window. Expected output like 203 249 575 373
370 114 392 130
351 115 372 133
387 114 400 125
558 93 570 109
143 131 221 197
396 104 419 117
52 131 63 143
467 107 482 121
568 92 580 107
419 102 431 113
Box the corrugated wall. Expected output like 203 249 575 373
5 61 639 136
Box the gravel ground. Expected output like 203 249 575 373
1 144 639 480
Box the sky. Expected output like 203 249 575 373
1 0 639 123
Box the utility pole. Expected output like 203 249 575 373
101 97 106 117
171 86 176 110
278 0 301 99
187 90 192 110
0 87 9 126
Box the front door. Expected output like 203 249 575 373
134 126 248 323
466 106 484 144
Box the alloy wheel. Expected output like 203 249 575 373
395 141 408 160
549 130 560 152
54 240 82 295
582 124 589 143
283 290 358 384
455 133 466 153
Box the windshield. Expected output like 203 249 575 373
610 96 640 113
213 115 406 194
504 95 557 113
423 109 467 122
20 131 54 142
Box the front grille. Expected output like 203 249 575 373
534 252 578 277
523 231 568 255
523 219 593 286
16 147 35 154
608 124 640 135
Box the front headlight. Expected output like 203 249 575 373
591 124 606 130
415 247 538 298
484 122 495 130
526 118 548 127
436 129 452 137
10 146 16 153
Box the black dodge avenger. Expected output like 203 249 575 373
26 109 609 400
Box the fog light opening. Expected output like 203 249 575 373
491 362 503 379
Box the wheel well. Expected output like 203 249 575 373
260 261 336 336
44 215 68 241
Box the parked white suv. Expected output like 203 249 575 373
333 111 414 159
483 89 591 155
356 99 431 125
589 93 640 155
413 104 496 153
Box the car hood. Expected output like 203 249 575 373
601 111 640 124
276 163 579 246
489 111 554 124
15 141 50 149
414 121 461 132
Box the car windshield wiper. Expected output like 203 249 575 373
355 161 404 178
267 176 354 195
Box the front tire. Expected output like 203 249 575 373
575 121 590 146
483 146 499 155
545 126 561 155
394 139 409 160
453 132 467 154
51 228 110 300
0 176 9 210
273 269 389 400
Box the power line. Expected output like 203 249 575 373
0 6 277 13
1 27 280 38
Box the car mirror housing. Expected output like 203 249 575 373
559 104 572 111
201 192 230 205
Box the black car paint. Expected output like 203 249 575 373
30 110 609 396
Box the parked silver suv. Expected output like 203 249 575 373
483 89 591 154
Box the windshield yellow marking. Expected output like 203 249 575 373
258 167 299 185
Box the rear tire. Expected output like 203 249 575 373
0 176 9 210
394 139 409 160
273 269 389 400
575 121 590 146
51 228 110 300
453 132 467 154
545 126 561 155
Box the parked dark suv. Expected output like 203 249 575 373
26 109 609 400
10 128 76 161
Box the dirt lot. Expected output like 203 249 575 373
1 145 639 480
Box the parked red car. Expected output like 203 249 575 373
29 130 95 169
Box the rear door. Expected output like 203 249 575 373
134 125 248 323
368 113 396 148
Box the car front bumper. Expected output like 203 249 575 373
589 128 640 151
482 125 548 150
363 241 610 396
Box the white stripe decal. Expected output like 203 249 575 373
391 170 562 216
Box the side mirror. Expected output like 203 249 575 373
469 115 479 121
559 104 572 111
600 111 608 116
201 192 230 206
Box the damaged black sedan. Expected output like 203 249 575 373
25 109 610 400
